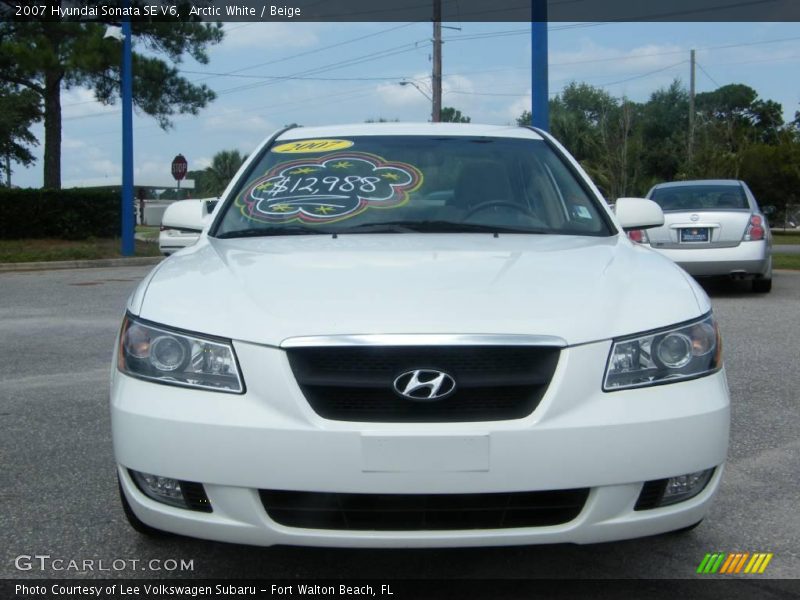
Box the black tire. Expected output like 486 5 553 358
118 477 171 537
752 277 772 293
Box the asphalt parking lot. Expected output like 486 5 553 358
1 265 798 582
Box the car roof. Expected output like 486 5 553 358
652 179 743 189
275 122 544 141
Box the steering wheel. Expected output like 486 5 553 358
464 200 535 220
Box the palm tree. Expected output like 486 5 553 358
203 150 246 196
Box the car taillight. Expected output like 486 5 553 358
744 215 764 241
627 229 649 244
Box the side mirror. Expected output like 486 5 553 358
161 199 206 232
615 197 664 231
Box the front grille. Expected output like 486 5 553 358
287 346 560 422
260 489 589 531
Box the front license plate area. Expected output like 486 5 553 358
361 435 490 472
680 227 709 243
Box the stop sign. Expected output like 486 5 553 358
171 154 188 181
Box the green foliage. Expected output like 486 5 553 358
0 188 120 240
0 11 224 187
201 149 246 197
0 84 41 180
440 107 471 123
738 139 800 221
517 79 798 203
516 111 532 127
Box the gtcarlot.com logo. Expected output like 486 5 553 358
14 554 194 573
697 552 773 574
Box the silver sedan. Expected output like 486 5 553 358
634 179 772 293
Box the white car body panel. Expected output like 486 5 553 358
134 234 704 348
112 123 728 547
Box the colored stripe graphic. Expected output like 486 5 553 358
719 554 737 574
758 553 774 573
734 553 750 573
700 552 772 574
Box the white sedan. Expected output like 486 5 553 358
112 123 729 547
158 198 218 255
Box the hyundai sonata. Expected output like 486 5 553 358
112 123 729 547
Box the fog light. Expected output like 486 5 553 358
634 468 715 510
130 470 186 508
661 469 715 506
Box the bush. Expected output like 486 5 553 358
0 188 121 240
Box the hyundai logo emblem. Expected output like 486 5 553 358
690 214 700 222
393 369 456 401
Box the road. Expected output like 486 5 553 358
1 266 798 582
774 244 800 255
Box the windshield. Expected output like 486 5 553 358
213 135 612 238
650 185 749 212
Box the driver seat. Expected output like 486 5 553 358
450 161 515 212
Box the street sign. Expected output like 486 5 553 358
171 154 188 181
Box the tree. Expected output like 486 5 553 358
0 5 224 188
693 84 784 178
640 80 689 183
440 106 470 123
0 84 41 186
202 150 246 197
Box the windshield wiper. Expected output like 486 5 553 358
339 220 547 235
214 226 333 239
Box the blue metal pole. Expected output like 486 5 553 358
121 9 135 256
531 0 549 131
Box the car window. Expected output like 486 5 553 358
650 185 748 211
214 135 611 237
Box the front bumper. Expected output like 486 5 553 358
111 338 730 547
647 240 770 277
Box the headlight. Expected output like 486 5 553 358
117 314 244 393
603 313 721 391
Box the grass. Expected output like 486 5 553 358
135 225 160 241
0 238 162 263
773 253 800 270
772 231 800 245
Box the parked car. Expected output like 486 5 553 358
636 180 772 293
113 123 729 547
158 198 218 255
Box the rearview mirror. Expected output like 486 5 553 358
614 197 664 231
161 199 206 232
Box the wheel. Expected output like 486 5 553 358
118 477 171 537
464 200 535 219
752 277 772 293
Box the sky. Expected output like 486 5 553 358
10 20 800 189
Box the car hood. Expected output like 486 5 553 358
132 234 708 347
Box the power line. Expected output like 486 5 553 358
695 62 721 87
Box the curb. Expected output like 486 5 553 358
0 256 164 273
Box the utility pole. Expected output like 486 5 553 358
431 0 442 123
688 49 696 164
